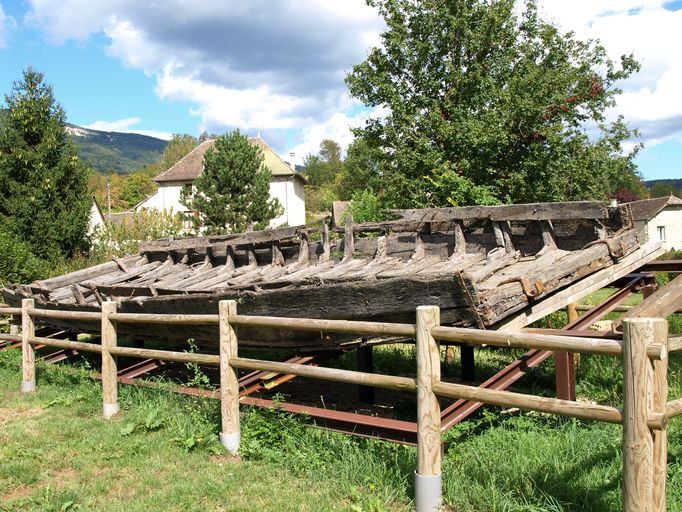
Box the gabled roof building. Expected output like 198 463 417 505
137 137 306 230
627 195 682 251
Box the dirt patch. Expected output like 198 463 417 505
2 483 34 502
0 406 43 427
210 454 241 466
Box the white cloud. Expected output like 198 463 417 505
85 117 173 140
0 3 17 48
25 0 383 155
23 0 682 157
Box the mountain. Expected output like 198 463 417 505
66 124 168 174
643 179 682 190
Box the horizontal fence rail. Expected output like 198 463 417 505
8 298 679 512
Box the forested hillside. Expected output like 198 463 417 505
66 125 167 174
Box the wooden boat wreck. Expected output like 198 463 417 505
2 201 646 350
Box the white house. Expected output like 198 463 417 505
136 137 306 230
628 195 682 251
88 198 106 237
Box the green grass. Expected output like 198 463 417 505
1 340 681 511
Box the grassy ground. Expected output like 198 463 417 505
1 315 681 510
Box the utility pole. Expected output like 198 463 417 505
107 180 112 223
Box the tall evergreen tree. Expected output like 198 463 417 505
182 130 281 234
0 67 91 259
346 0 643 208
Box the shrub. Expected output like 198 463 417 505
0 229 47 284
348 189 387 223
92 209 183 259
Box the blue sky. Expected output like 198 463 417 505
1 0 681 181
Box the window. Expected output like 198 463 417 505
657 226 666 241
183 211 196 231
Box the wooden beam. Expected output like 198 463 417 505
389 201 608 223
498 244 665 332
614 273 682 329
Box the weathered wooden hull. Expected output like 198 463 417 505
2 201 643 350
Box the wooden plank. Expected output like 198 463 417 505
139 222 320 253
34 255 141 290
614 273 682 329
498 244 666 332
389 201 608 223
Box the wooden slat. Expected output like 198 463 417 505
139 221 321 253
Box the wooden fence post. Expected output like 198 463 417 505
650 319 669 512
219 300 240 455
415 305 442 512
101 301 120 418
622 318 667 512
20 299 35 393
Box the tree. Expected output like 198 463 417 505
336 138 385 200
181 130 281 234
303 139 344 188
0 67 91 259
346 0 643 208
649 182 681 199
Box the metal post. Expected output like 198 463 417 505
101 301 120 417
21 299 35 393
415 305 442 512
219 300 240 454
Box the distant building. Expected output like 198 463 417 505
88 198 106 237
627 195 682 251
136 137 306 231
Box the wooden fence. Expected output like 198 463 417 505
5 298 682 512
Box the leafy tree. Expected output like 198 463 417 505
0 67 91 259
336 138 385 200
181 130 281 234
121 168 157 207
303 139 344 188
346 0 643 208
649 182 680 199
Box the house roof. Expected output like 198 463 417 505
154 137 303 184
627 195 682 221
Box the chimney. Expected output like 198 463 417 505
289 152 296 171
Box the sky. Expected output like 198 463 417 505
0 0 681 181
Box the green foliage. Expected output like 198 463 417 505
348 189 387 223
346 0 643 208
304 184 338 213
120 168 157 207
0 229 47 284
91 209 183 259
182 130 281 234
649 181 681 198
335 138 384 201
303 139 344 188
0 68 92 260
